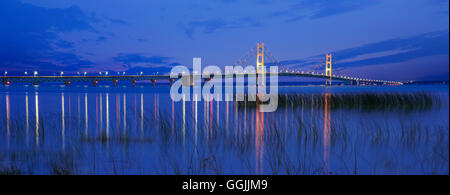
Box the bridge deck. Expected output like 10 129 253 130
1 73 402 85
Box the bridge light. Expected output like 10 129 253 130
84 72 87 76
122 72 125 75
24 72 28 75
4 71 7 76
34 71 38 76
60 72 64 76
99 72 102 75
140 72 143 75
105 71 109 76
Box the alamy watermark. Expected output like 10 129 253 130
169 58 279 112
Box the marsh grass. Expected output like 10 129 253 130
238 92 439 111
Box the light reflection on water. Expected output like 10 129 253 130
0 84 448 175
324 93 330 173
35 91 39 146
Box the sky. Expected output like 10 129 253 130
0 0 448 81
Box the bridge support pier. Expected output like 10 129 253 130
92 80 98 87
131 80 136 87
113 79 118 87
32 82 39 86
64 81 71 86
151 79 156 86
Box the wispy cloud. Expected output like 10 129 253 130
267 0 378 22
185 0 377 37
53 40 75 49
109 18 128 25
277 30 449 72
113 53 174 65
96 36 108 44
184 17 261 39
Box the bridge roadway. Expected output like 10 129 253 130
1 72 402 86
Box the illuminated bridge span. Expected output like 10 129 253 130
1 75 169 87
1 43 403 86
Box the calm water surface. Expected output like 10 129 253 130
0 84 448 174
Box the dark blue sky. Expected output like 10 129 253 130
0 0 448 81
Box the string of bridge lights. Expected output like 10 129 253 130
2 71 162 77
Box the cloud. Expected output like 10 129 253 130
113 53 173 64
109 18 128 25
277 30 449 73
184 17 261 38
96 36 108 44
0 0 96 73
136 38 148 43
335 30 449 67
267 0 378 22
185 0 376 37
112 53 182 74
113 53 182 74
53 40 75 49
308 0 378 19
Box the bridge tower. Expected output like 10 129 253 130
325 53 332 85
256 43 265 85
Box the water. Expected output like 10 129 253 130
0 84 448 174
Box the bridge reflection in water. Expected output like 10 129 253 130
255 102 264 175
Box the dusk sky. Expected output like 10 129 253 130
1 0 448 81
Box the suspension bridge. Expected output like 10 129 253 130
1 43 403 86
